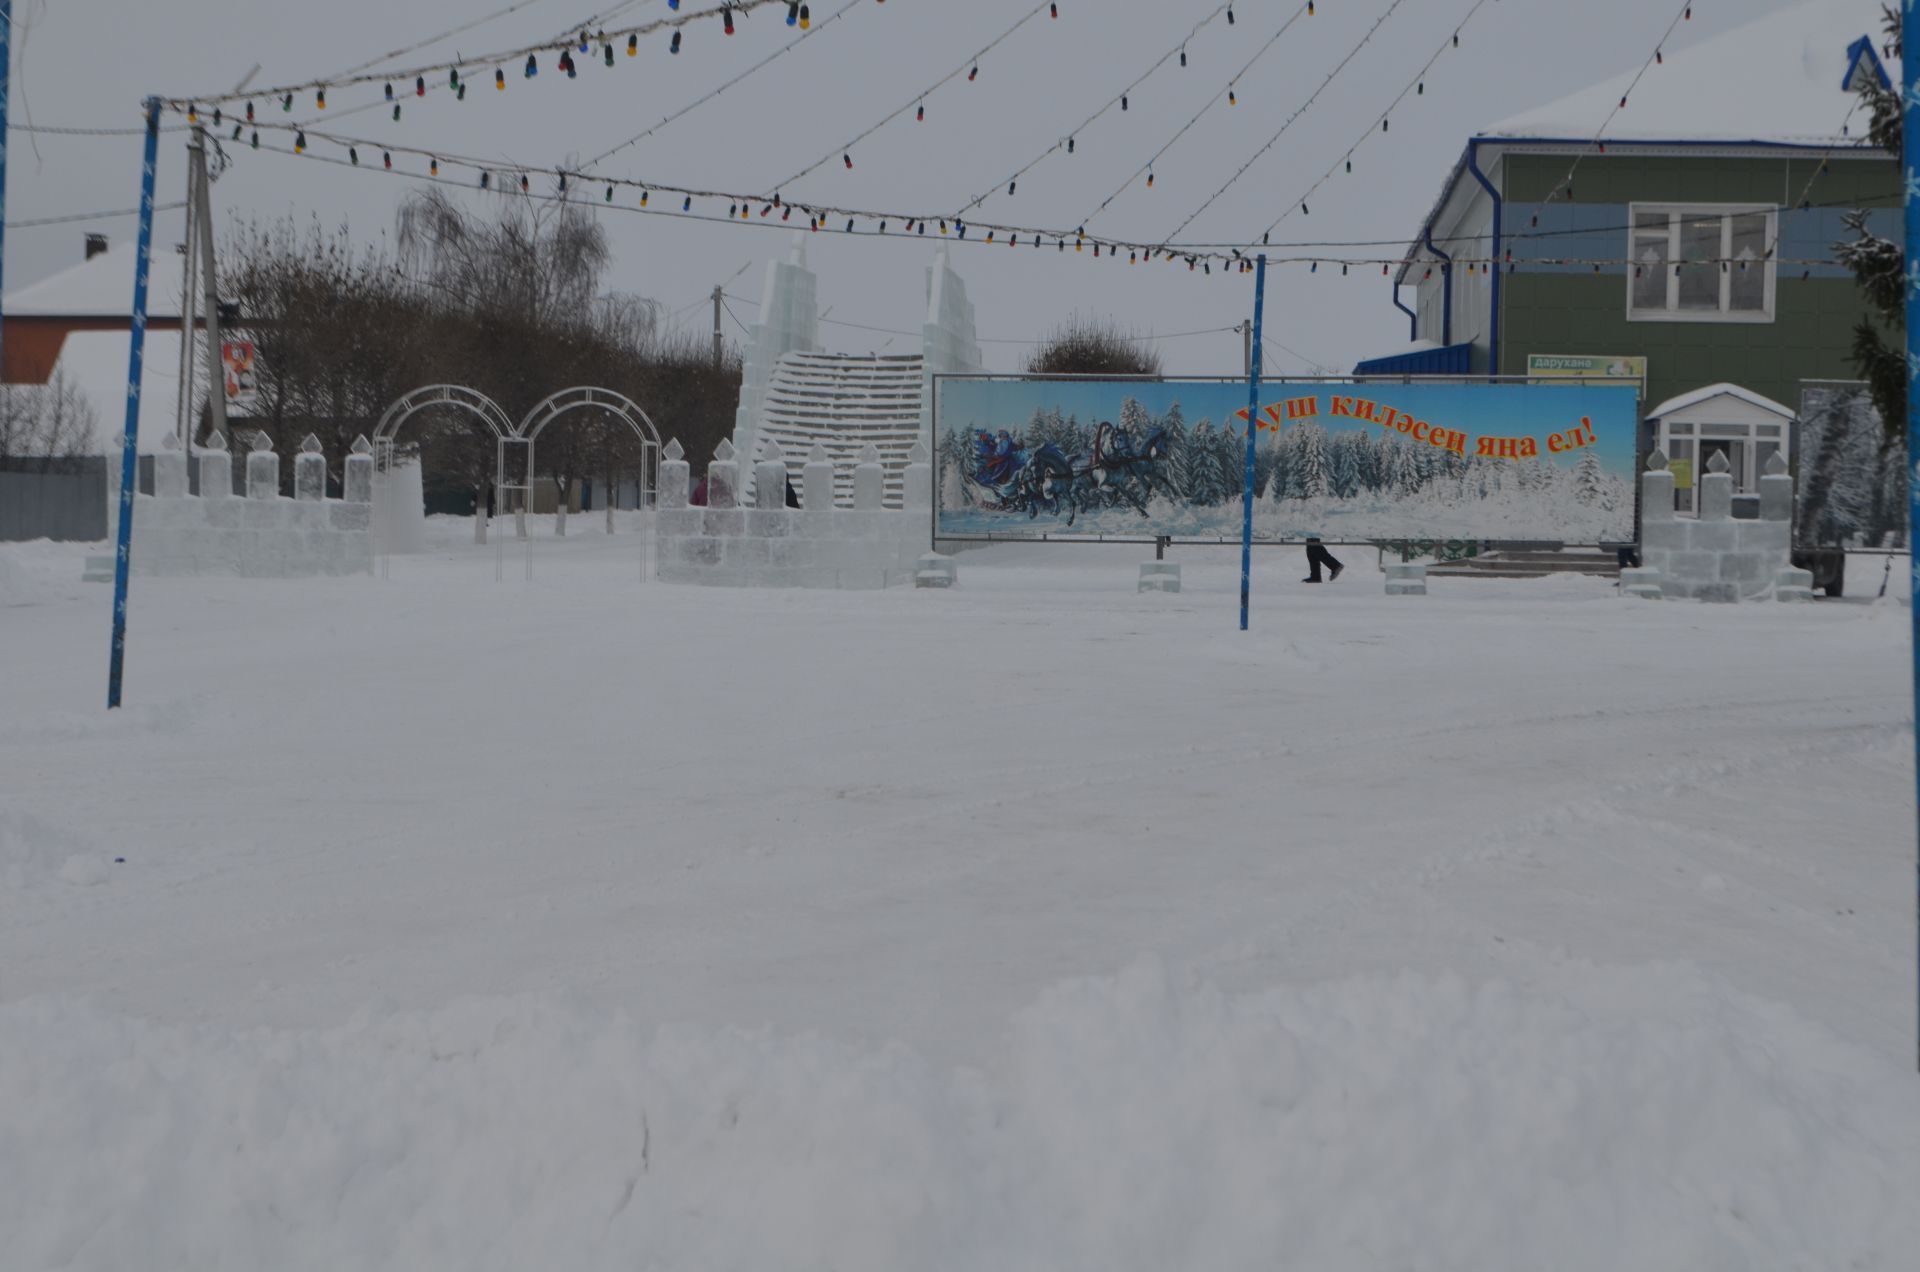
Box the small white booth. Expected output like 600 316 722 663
1645 384 1795 516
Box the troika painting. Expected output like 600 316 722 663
934 378 1641 543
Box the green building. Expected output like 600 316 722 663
1359 0 1898 502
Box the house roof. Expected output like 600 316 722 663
1646 383 1797 421
51 329 188 455
3 244 186 320
1486 0 1897 145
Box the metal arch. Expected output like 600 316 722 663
373 384 514 442
516 386 666 517
515 386 664 447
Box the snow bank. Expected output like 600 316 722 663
5 959 1916 1271
0 810 110 891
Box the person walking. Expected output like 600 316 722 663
1303 536 1343 583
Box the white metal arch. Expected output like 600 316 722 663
516 386 665 513
371 385 524 536
374 384 513 442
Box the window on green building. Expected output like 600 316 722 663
1628 205 1776 323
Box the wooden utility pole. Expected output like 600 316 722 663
712 285 724 366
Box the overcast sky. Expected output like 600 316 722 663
5 0 1812 376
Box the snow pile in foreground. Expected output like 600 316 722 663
6 959 1916 1271
0 810 110 890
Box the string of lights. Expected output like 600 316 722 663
768 0 1060 193
722 290 1243 343
1080 1 1314 231
315 0 569 84
1539 0 1698 206
1160 0 1418 245
1257 0 1493 243
215 119 1852 277
952 2 1235 219
165 0 793 110
581 0 863 169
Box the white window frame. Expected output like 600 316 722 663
1626 203 1777 324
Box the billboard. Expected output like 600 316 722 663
934 377 1640 543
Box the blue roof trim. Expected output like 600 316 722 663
1353 341 1474 378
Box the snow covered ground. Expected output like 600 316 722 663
2 520 1917 1269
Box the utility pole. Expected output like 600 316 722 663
712 284 724 367
1 0 13 387
188 127 228 446
1240 319 1252 377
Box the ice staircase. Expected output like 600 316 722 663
756 351 927 507
1424 546 1621 580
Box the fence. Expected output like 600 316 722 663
0 459 107 542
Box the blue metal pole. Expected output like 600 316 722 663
1903 0 1919 1071
108 98 162 710
1239 254 1266 632
2 0 13 385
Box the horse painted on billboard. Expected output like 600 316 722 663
969 421 1171 526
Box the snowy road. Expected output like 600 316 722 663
2 526 1916 1268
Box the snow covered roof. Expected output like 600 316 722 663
3 244 184 320
51 329 188 455
1486 0 1897 146
1647 383 1796 422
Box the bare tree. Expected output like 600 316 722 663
1024 313 1164 378
0 370 101 470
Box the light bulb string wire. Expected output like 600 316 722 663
1538 0 1698 207
313 0 570 86
769 0 1057 194
1159 0 1418 247
721 290 1243 343
218 123 1855 271
1080 1 1313 230
1259 0 1493 243
952 1 1235 219
162 0 791 109
581 0 863 170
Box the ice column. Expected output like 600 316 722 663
1698 450 1733 521
707 438 740 509
659 439 690 509
246 432 280 499
754 439 788 510
1759 450 1793 522
344 436 374 503
153 432 189 498
803 443 835 511
853 443 885 510
294 434 327 501
199 431 232 499
1641 449 1675 523
902 440 932 512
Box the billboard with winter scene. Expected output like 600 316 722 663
934 377 1639 543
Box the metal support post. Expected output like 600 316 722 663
109 99 163 709
0 0 11 385
1901 0 1919 1071
1239 256 1267 632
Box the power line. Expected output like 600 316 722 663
8 200 189 229
770 0 1058 194
1081 2 1313 230
954 2 1235 220
316 0 570 84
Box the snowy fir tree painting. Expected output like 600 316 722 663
936 379 1639 542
